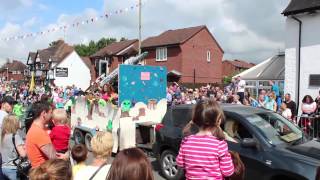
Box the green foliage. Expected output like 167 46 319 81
74 37 118 57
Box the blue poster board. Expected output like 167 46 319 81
118 65 167 105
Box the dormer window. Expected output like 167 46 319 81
156 47 167 61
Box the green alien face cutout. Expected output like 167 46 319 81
121 100 132 112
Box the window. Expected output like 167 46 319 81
156 47 167 61
16 71 21 74
309 74 320 86
12 71 16 75
207 50 211 62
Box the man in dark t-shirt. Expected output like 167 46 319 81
284 93 297 117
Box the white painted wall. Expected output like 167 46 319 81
54 51 91 90
285 13 320 111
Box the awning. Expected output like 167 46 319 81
234 53 284 81
167 70 182 76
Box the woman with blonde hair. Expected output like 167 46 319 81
1 115 27 180
74 131 113 180
29 159 72 180
265 91 277 111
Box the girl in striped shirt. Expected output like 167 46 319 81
177 100 234 180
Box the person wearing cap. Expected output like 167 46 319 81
0 96 16 180
0 96 16 128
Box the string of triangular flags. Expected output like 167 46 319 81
2 1 147 42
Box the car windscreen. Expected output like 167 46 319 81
246 112 302 145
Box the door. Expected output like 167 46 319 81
223 114 272 180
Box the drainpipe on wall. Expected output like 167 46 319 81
291 16 302 114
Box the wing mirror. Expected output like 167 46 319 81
241 138 257 148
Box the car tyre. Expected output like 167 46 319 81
74 128 85 145
84 133 93 151
160 150 184 180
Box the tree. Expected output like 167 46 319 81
74 37 118 57
120 37 127 42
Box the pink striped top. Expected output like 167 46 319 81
176 135 234 180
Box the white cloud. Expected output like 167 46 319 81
0 0 290 63
23 17 37 28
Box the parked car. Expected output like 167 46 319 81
153 104 320 180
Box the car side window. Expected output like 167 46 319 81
172 108 193 128
223 116 253 143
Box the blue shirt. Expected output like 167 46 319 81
272 85 280 97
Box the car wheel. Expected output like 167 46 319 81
84 133 93 151
73 129 85 145
160 150 184 180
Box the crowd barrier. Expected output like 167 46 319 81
296 114 320 139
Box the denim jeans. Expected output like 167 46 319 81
2 167 17 180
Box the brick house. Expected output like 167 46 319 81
0 60 27 81
222 60 255 77
141 25 224 84
90 39 139 78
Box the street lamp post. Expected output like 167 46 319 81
6 67 9 82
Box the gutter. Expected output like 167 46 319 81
291 16 302 114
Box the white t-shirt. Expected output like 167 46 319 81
0 110 8 129
237 80 246 92
74 164 111 180
282 108 292 119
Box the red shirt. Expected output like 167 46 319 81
49 125 71 151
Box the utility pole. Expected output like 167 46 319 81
138 0 142 55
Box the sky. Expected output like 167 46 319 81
0 0 290 64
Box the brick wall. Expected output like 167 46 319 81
144 46 183 77
180 28 223 84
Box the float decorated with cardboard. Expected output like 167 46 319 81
71 53 167 152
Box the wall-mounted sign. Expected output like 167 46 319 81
55 67 68 77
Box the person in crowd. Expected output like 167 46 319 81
265 92 277 111
177 100 234 180
101 84 118 104
106 148 154 180
301 95 317 115
269 81 281 108
257 94 266 108
284 93 297 118
260 89 269 102
50 109 71 153
1 115 27 180
29 159 72 180
242 98 250 106
236 76 246 104
232 95 242 105
26 101 68 168
280 103 292 120
71 144 88 177
0 96 16 179
315 90 320 114
74 131 113 180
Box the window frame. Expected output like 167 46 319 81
156 47 168 61
207 50 211 62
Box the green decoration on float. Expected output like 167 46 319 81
98 99 107 107
121 100 132 112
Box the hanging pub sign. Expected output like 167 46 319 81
55 67 68 77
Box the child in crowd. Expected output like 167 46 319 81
50 109 71 153
71 144 88 177
177 100 234 180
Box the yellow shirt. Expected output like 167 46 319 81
72 162 86 177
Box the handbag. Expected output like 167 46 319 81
12 133 32 179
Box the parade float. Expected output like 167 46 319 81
71 53 168 151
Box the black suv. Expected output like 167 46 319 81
153 104 320 180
